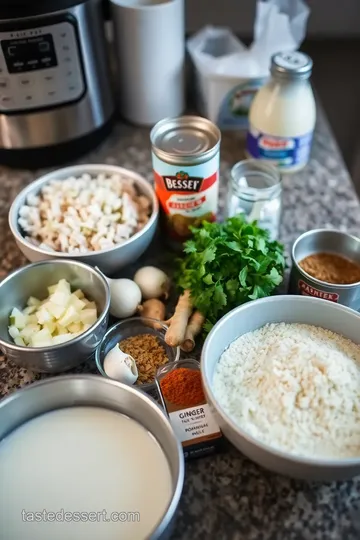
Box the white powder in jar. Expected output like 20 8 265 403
213 323 360 459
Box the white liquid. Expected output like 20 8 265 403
248 64 316 173
249 79 316 138
0 407 173 540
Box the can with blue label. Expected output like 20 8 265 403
246 52 316 174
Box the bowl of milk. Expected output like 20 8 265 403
0 375 184 540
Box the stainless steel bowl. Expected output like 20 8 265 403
289 228 360 310
0 375 184 540
95 317 180 395
8 164 159 275
201 295 360 481
0 260 110 373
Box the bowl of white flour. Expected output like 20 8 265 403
201 295 360 481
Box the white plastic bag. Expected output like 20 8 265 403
187 0 310 130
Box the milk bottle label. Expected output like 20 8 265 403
247 125 313 168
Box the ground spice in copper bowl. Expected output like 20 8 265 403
119 333 168 385
299 252 360 285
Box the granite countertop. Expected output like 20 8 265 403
1 111 360 539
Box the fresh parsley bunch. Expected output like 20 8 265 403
176 215 286 333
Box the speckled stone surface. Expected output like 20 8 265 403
1 112 360 539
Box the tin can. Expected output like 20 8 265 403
289 229 360 310
150 115 221 247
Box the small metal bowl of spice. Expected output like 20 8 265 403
95 317 180 395
289 229 360 309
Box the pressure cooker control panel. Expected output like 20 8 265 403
0 20 85 113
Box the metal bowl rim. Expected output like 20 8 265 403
0 259 110 352
0 374 185 537
201 294 360 467
292 228 360 289
8 164 159 258
95 316 181 391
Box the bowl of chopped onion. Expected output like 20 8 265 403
0 260 110 373
8 164 159 275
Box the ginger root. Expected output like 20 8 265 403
164 290 192 347
138 299 166 321
180 311 205 352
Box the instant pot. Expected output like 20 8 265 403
0 0 115 168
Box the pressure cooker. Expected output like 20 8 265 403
0 0 114 168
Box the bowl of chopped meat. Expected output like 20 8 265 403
9 164 159 275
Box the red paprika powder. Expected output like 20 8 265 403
160 367 205 408
156 359 223 460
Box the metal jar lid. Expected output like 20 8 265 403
271 51 313 81
150 115 221 165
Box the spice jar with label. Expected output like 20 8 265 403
156 359 223 460
226 159 282 241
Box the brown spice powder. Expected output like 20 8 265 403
299 252 360 284
119 333 168 385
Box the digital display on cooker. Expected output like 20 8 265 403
1 34 58 73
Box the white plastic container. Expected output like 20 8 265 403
195 74 266 131
187 27 267 131
110 0 185 126
246 52 316 173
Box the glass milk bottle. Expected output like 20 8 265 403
246 52 316 173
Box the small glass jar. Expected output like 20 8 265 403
155 359 223 459
226 159 282 240
156 358 204 411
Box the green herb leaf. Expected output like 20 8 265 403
257 256 271 274
203 274 214 285
202 246 217 263
226 278 239 294
239 266 248 287
213 283 227 308
266 267 283 285
248 285 264 300
203 320 214 333
183 241 197 254
225 241 242 252
175 214 285 333
256 237 266 254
